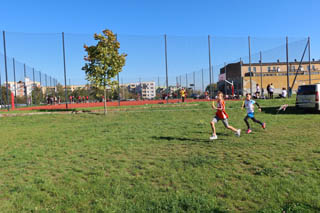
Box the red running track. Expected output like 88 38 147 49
14 99 215 111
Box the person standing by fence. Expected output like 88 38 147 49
269 83 274 99
180 88 186 103
267 84 270 99
255 84 260 99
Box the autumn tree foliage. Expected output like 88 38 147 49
82 29 127 114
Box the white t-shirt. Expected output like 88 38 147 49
282 90 287 97
244 100 256 114
256 86 260 93
269 85 274 92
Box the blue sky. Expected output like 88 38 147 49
0 0 319 86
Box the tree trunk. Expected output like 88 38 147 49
104 87 107 115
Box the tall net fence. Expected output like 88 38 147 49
0 30 315 109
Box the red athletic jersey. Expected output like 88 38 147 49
215 100 229 119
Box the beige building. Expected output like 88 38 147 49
218 60 320 94
68 85 89 92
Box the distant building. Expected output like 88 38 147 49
68 85 89 92
6 78 40 97
218 60 320 94
126 81 156 99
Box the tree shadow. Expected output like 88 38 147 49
262 106 320 115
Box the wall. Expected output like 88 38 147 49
243 74 320 94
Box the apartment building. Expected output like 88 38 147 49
127 81 156 99
218 60 320 94
7 78 41 97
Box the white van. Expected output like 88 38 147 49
296 84 320 111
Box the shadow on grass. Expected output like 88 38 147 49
38 109 92 113
190 131 230 137
38 109 76 112
262 106 320 115
152 136 225 142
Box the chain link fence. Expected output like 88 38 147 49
0 31 315 110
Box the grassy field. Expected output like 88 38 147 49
0 99 319 212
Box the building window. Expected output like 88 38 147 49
248 67 251 72
253 67 256 72
291 66 295 71
268 67 271 72
273 66 276 71
312 65 316 70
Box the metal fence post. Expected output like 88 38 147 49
201 69 204 93
248 36 252 94
117 73 120 106
45 74 48 98
62 32 68 109
175 76 178 87
260 51 263 92
115 34 120 106
308 37 311 85
224 62 227 95
164 34 169 103
33 68 35 85
24 64 28 105
193 71 196 92
211 65 214 87
39 71 42 87
240 58 243 95
186 73 188 90
13 58 17 98
3 31 9 110
32 68 35 105
208 35 212 99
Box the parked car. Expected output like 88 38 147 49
190 94 200 99
296 84 320 111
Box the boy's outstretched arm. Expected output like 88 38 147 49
241 101 245 110
255 102 262 112
212 102 217 110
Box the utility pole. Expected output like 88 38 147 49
208 35 213 99
3 31 9 110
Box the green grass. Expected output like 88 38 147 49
0 99 319 212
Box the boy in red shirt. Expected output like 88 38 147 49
210 91 241 140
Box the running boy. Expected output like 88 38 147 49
242 93 266 134
210 91 241 140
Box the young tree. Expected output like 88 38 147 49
0 86 11 105
31 87 43 105
82 29 127 115
206 83 218 97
